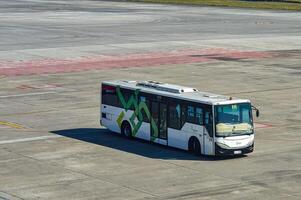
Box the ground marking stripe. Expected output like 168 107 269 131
0 48 274 76
254 122 273 129
0 121 24 129
0 135 62 145
0 91 57 98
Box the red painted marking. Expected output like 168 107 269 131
16 83 63 90
254 122 273 129
0 48 274 76
42 84 63 88
17 84 37 90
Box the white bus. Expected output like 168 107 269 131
100 80 259 156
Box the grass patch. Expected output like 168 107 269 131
130 0 301 10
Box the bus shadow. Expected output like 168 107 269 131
51 128 246 161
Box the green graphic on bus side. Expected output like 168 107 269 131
116 86 158 141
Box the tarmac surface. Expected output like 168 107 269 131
0 0 301 199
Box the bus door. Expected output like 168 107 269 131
203 107 214 155
151 101 167 145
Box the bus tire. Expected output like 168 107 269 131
121 121 132 138
188 137 201 156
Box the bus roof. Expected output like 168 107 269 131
102 80 251 105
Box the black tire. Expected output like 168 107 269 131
189 137 201 156
121 121 132 138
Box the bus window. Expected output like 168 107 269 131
102 84 120 107
139 95 149 122
196 107 203 125
181 104 187 127
169 102 181 130
205 111 213 137
120 88 135 110
187 106 195 124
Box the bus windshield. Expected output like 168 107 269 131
215 103 253 137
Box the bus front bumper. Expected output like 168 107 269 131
215 144 254 156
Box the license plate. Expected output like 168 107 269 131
234 150 242 155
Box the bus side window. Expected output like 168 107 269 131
186 106 195 124
196 107 203 125
169 102 181 130
181 104 187 127
205 112 213 137
139 95 149 122
121 88 135 110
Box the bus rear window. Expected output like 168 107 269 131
102 84 120 107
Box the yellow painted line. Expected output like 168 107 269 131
0 121 24 129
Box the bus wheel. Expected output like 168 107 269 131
189 137 201 156
121 121 132 138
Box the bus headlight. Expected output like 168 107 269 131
245 135 254 147
216 142 231 149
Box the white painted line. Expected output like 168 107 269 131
0 91 57 99
0 66 19 69
0 135 62 145
8 79 33 83
0 191 23 200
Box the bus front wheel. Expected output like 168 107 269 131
188 137 201 156
121 121 132 138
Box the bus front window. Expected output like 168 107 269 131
215 103 253 137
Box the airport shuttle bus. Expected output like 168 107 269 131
100 80 259 156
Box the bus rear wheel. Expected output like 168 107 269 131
189 137 201 156
121 121 132 138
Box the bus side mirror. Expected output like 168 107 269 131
252 105 260 118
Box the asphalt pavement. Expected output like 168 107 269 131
0 1 300 199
